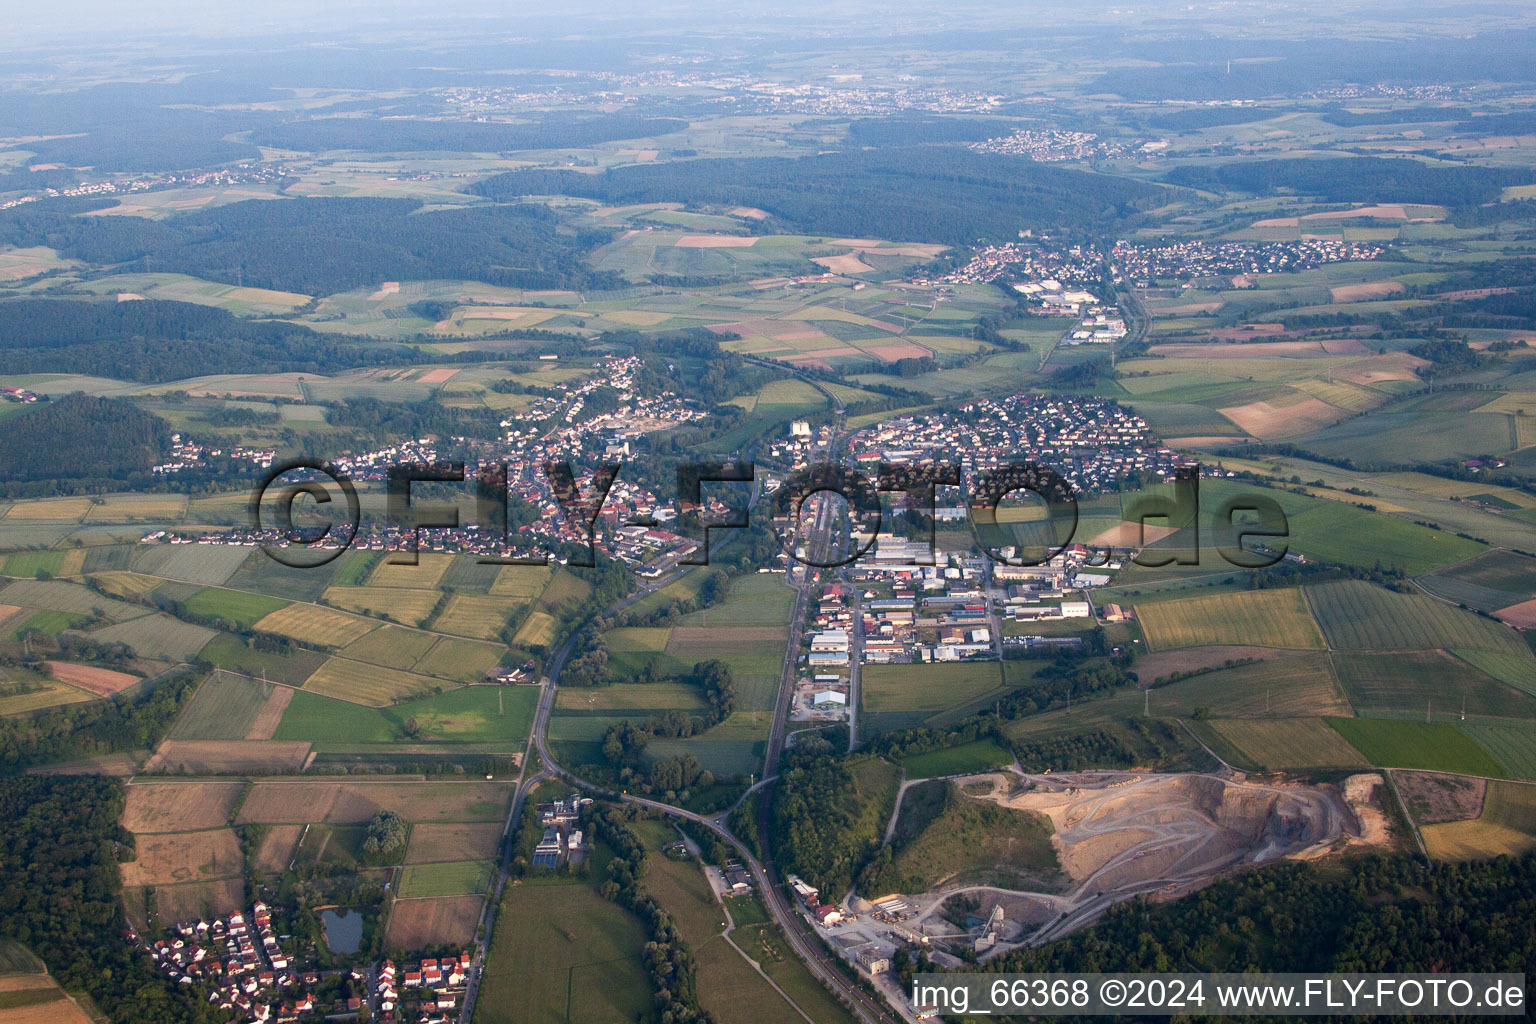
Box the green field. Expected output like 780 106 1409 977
82 612 216 662
899 738 1017 780
1335 651 1536 719
276 684 537 746
1137 588 1325 651
170 671 274 740
474 867 656 1024
678 573 794 627
1457 723 1536 780
181 587 289 629
1450 650 1536 697
862 662 1006 713
396 859 493 898
1285 503 1486 576
341 625 438 670
1326 719 1506 776
303 658 437 706
1306 581 1528 655
199 633 328 687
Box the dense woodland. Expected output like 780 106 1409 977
977 853 1536 1015
0 299 407 382
0 197 619 296
0 776 221 1023
251 113 685 154
474 149 1162 244
0 395 171 495
1164 157 1535 207
0 670 196 773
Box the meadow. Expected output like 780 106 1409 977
396 859 494 899
180 587 288 629
900 738 1016 780
1136 588 1325 651
1306 580 1530 655
276 684 537 745
1326 719 1507 776
473 871 655 1024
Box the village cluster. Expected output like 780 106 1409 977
0 164 285 211
134 901 476 1024
968 128 1151 162
1111 237 1385 284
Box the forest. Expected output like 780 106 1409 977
1164 156 1535 206
975 853 1536 1006
250 113 685 153
0 298 409 382
0 197 620 296
0 394 171 494
0 775 220 1023
473 148 1163 244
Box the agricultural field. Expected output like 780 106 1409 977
431 594 513 639
276 684 537 746
1333 651 1536 719
863 662 1006 721
1136 588 1325 651
1147 653 1352 718
303 658 438 706
677 573 795 627
1459 723 1536 780
198 634 328 687
1421 781 1536 861
42 661 139 697
122 781 246 833
385 895 484 950
1326 720 1506 776
900 738 1017 780
321 586 440 626
1206 718 1371 771
142 545 251 586
251 604 378 647
474 872 655 1024
404 823 503 864
180 588 288 629
120 828 245 888
168 671 276 740
513 610 558 647
340 626 437 670
74 613 216 663
413 637 504 682
366 552 454 589
142 739 313 774
0 678 96 716
488 564 553 599
1306 580 1529 655
396 859 494 899
235 780 514 825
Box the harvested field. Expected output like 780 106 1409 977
367 553 453 589
405 822 503 864
1209 718 1370 769
252 604 377 647
253 825 303 872
321 586 440 626
675 235 758 248
513 611 557 647
44 661 138 696
489 564 552 598
236 780 514 825
0 978 94 1024
413 637 502 682
153 878 244 925
245 686 293 740
433 594 513 639
142 740 312 774
1218 397 1341 438
1493 599 1536 628
304 658 437 706
341 626 437 670
811 253 875 274
416 367 460 384
1084 521 1179 548
1421 781 1536 861
122 781 246 832
1330 281 1405 303
120 828 243 887
386 895 483 950
1394 770 1486 825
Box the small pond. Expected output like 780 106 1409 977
320 908 363 954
